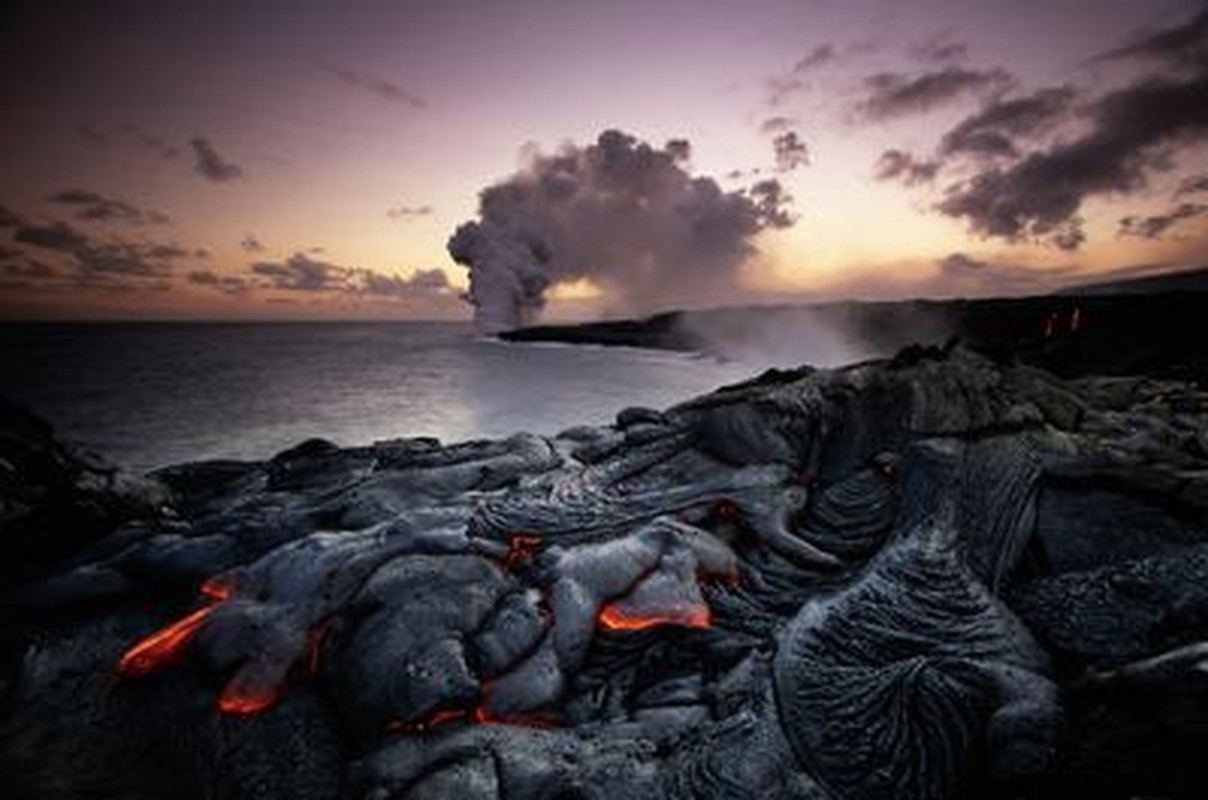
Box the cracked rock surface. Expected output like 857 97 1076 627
3 345 1208 798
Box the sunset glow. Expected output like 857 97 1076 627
1 0 1204 321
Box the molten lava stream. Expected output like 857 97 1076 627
596 602 712 631
118 605 216 677
119 576 234 678
200 576 234 601
217 684 282 716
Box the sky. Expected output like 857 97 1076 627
0 0 1205 321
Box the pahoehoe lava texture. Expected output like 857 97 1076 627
4 346 1208 798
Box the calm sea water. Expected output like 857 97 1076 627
0 322 752 474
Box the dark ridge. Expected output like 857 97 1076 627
503 291 1208 385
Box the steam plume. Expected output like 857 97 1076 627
448 129 793 333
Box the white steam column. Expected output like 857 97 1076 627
447 220 551 335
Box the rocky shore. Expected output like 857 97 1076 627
502 291 1208 386
3 343 1208 798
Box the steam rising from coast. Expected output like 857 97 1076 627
448 129 794 334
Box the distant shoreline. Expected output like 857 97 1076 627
502 290 1208 385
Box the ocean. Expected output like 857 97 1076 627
0 322 753 474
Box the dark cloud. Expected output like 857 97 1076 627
240 235 266 252
326 64 428 109
912 37 968 64
873 149 939 185
134 131 179 160
75 124 110 147
246 252 452 301
47 189 170 224
74 123 180 160
1098 8 1208 68
866 10 1208 251
385 205 435 221
759 116 797 134
1118 202 1207 238
1178 173 1208 195
938 87 1075 158
2 260 54 279
936 70 1208 248
772 131 810 172
855 67 1013 121
188 269 249 294
190 137 244 182
14 221 90 252
448 129 795 332
0 259 57 290
767 44 837 105
936 251 1075 295
356 266 451 299
13 220 193 283
0 205 23 229
251 253 345 291
665 139 691 162
114 124 180 160
796 44 837 72
748 179 796 228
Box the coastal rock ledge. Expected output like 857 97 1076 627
4 345 1208 799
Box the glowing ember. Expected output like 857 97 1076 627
118 605 216 677
503 532 543 570
217 684 281 716
200 576 234 601
597 602 711 631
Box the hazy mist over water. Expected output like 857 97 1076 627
0 322 752 473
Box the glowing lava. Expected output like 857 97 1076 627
119 577 235 677
200 576 234 601
217 684 281 716
597 602 711 631
503 532 543 571
118 605 217 677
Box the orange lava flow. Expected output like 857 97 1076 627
597 602 712 632
217 684 281 716
118 605 216 677
119 577 235 678
200 576 234 601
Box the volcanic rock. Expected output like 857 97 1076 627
3 345 1208 798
